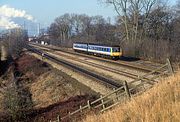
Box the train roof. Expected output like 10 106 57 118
73 42 87 45
73 42 120 47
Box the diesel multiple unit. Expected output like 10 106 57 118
73 42 122 59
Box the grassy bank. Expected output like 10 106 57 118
84 72 180 122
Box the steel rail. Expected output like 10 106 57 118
39 48 157 82
29 43 164 74
27 45 122 88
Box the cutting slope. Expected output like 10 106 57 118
84 72 180 122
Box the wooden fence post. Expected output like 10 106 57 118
101 95 105 110
124 81 131 99
57 115 60 122
113 88 118 101
80 105 82 112
68 112 71 121
87 100 91 109
166 58 174 75
138 75 145 90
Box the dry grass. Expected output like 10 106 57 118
84 72 180 122
30 71 82 108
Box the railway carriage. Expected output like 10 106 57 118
73 42 122 59
88 44 111 56
73 43 88 52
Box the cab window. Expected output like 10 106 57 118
112 47 120 52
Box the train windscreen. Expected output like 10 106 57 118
112 47 120 52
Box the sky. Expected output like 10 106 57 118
0 0 116 27
0 0 178 35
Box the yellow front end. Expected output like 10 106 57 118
111 52 122 57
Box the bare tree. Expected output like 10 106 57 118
54 13 72 41
101 0 157 56
0 28 27 60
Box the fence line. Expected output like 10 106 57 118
50 59 173 122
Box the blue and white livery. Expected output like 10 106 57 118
73 42 122 59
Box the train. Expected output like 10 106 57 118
73 42 122 59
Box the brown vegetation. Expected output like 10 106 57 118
83 72 180 122
0 53 97 121
28 95 96 122
15 54 50 81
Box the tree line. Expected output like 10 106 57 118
48 14 118 46
47 0 180 62
0 28 28 60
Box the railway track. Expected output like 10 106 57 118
27 44 172 99
27 45 122 89
30 43 168 91
27 43 173 122
29 43 166 74
34 45 158 84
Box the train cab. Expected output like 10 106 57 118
111 47 122 58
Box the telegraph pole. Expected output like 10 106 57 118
37 23 40 36
23 21 26 30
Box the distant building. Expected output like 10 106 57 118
28 36 37 42
28 37 34 42
39 34 50 45
41 41 45 45
41 34 50 40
